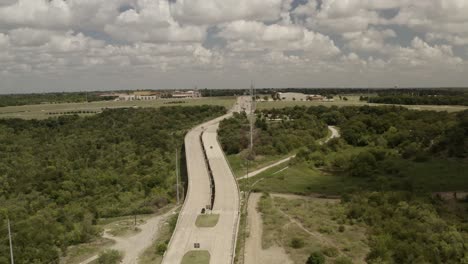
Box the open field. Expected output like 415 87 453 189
0 97 236 119
257 95 468 112
242 163 367 195
227 152 294 178
257 193 369 264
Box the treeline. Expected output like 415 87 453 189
218 109 327 157
0 92 116 107
365 89 468 106
201 87 468 99
0 105 225 263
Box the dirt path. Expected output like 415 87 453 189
244 193 293 264
239 126 340 180
79 208 177 264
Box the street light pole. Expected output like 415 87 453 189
176 147 180 205
7 217 14 264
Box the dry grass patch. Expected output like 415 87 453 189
258 193 369 264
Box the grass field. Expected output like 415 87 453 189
181 250 210 264
195 214 220 228
257 95 468 112
227 152 294 178
242 162 367 195
258 194 369 264
0 97 236 119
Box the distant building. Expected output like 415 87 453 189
117 91 161 101
276 92 325 101
172 90 201 98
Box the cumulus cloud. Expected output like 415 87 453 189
344 28 396 52
169 0 289 25
104 0 206 43
0 0 467 92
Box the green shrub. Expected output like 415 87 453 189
97 250 122 264
290 237 304 249
307 251 325 264
156 242 167 255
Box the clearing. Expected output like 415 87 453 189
0 97 235 119
257 95 467 112
255 193 369 264
75 208 177 264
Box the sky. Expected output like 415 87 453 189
1 0 468 93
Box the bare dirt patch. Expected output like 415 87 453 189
244 193 293 264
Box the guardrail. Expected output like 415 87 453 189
200 130 216 210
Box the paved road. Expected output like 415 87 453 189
162 97 249 264
239 126 340 180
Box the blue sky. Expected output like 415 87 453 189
0 0 468 93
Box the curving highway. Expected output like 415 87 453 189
162 97 249 264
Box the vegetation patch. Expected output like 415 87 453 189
258 194 369 264
195 214 220 228
181 250 210 264
0 106 225 263
227 152 292 178
97 249 122 264
233 105 468 263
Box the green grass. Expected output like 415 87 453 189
258 194 369 264
227 152 293 178
396 158 468 192
243 163 366 195
195 214 220 228
0 97 236 119
257 95 468 112
181 250 210 264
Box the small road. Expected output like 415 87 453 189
79 208 177 264
239 126 340 180
161 97 248 264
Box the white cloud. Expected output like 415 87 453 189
104 0 206 43
170 0 288 25
344 28 396 52
219 20 340 59
0 0 468 92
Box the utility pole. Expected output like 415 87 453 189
7 218 14 264
176 147 180 205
